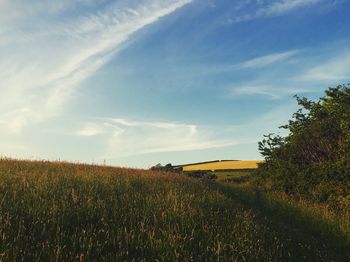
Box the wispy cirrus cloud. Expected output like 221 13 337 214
75 118 238 158
75 123 105 137
298 51 350 82
240 50 300 69
0 0 192 133
256 0 322 16
228 48 350 100
230 84 310 99
234 0 323 22
147 49 300 78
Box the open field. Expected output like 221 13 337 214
213 170 252 182
181 160 264 172
0 159 349 261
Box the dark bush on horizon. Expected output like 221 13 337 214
255 84 350 214
185 170 217 181
150 163 183 173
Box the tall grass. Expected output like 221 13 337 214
213 170 252 182
220 182 350 259
0 159 347 260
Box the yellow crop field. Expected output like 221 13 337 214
182 160 264 171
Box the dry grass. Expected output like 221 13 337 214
0 158 347 261
182 160 264 171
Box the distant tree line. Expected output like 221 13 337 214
150 163 183 173
255 84 350 214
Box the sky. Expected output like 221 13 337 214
1 0 350 168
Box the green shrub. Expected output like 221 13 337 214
255 84 350 214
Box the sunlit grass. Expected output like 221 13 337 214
213 170 252 182
0 159 347 260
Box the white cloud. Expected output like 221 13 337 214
241 50 299 68
0 0 192 133
257 0 322 16
76 123 104 137
76 118 238 158
235 0 323 22
230 84 310 99
298 52 350 82
149 49 299 78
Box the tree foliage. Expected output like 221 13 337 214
255 84 350 212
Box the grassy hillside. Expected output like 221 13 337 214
0 159 348 261
214 170 252 182
182 160 263 171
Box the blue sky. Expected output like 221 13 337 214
1 0 350 168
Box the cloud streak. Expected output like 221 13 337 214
298 51 350 82
0 0 192 133
235 0 323 22
75 118 238 158
240 50 299 69
230 84 310 99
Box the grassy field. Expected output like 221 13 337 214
0 159 349 261
213 170 252 182
181 160 263 171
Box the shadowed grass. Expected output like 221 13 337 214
219 182 350 260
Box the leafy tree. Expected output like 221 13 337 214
255 84 350 212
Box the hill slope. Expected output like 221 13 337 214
0 159 347 260
181 160 264 171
